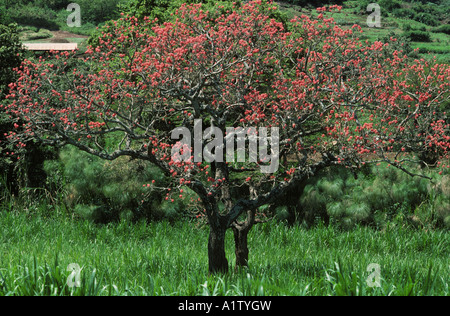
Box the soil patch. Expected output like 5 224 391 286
50 30 89 40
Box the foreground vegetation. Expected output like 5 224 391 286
0 209 448 296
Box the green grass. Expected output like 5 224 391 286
19 28 53 42
0 210 448 296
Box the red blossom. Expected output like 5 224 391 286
2 2 449 254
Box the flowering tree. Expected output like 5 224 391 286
3 1 450 273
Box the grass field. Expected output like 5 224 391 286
0 210 448 296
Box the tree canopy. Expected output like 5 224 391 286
3 0 450 273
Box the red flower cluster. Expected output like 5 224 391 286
2 0 449 220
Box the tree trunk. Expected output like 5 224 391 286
232 225 250 268
208 223 229 274
231 208 255 268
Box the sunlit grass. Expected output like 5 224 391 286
0 211 448 296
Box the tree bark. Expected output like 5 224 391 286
232 224 250 268
208 219 229 274
189 180 229 274
231 208 255 268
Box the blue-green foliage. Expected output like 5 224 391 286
44 146 183 223
403 30 432 42
432 25 450 36
297 165 449 229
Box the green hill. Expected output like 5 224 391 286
277 0 450 63
1 0 449 63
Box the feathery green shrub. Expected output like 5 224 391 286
296 164 449 229
44 146 183 223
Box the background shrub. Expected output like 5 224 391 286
403 30 432 42
289 164 449 229
8 3 59 29
414 12 439 27
75 0 123 24
44 146 185 223
392 8 417 20
432 25 450 35
0 0 125 31
0 24 25 96
427 175 450 228
0 2 13 25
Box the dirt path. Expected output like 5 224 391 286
48 30 89 43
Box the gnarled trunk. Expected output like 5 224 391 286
231 208 255 268
232 224 250 268
208 219 229 274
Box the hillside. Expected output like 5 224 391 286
277 0 450 63
1 0 449 63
